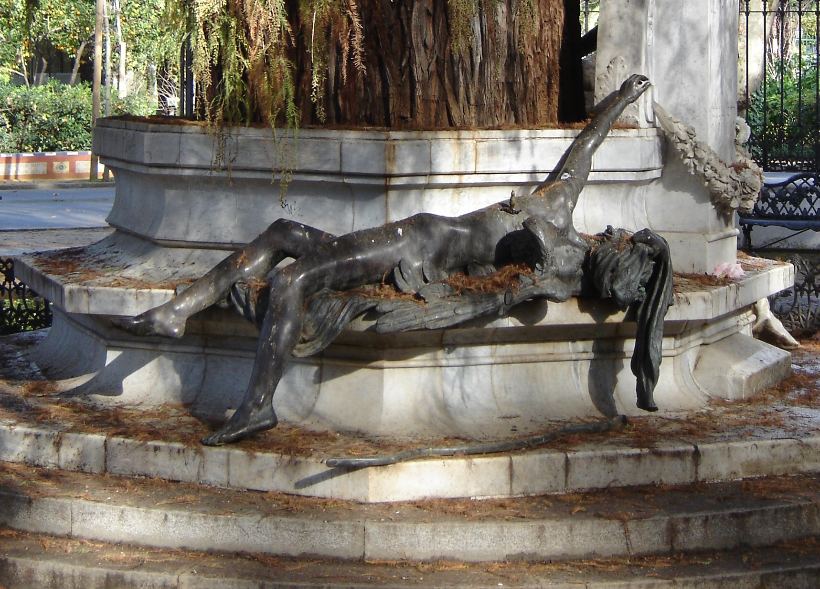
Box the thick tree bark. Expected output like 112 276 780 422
291 0 584 128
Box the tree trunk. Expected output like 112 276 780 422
112 0 127 98
291 0 583 129
103 0 112 115
70 39 90 85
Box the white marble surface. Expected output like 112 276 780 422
596 0 738 161
23 259 792 439
93 119 744 273
13 232 230 316
95 121 665 246
593 0 742 272
0 381 816 502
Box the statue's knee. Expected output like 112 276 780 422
267 264 312 297
261 218 290 236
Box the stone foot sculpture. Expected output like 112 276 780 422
753 298 800 350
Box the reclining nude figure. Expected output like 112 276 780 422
118 75 663 446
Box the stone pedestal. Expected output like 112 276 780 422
24 258 791 440
12 1 794 446
13 120 793 439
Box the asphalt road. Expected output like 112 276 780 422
0 185 115 231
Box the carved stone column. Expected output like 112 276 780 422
587 0 741 273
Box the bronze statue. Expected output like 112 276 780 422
117 74 672 446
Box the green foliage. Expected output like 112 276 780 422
182 0 367 126
27 0 95 53
111 91 157 117
0 1 30 77
186 0 295 126
747 55 819 166
1 0 181 101
0 297 52 334
0 79 161 152
0 79 93 152
13 0 95 79
120 0 184 81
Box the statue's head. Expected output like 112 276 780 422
619 74 651 103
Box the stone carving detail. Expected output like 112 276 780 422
595 56 640 125
116 75 673 446
654 103 763 217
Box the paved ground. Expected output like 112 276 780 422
0 184 114 232
0 227 113 257
0 181 115 256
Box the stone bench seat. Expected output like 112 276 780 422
14 232 230 316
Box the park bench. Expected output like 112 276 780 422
739 172 820 249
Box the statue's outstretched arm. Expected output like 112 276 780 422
533 74 651 205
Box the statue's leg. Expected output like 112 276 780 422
201 264 313 445
117 220 336 337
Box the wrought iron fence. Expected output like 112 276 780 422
770 253 820 333
740 0 820 173
0 257 52 335
580 0 599 34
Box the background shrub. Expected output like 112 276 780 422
0 81 158 153
747 55 819 169
0 81 93 152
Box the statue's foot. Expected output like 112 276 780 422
111 307 187 338
637 398 659 412
201 402 278 446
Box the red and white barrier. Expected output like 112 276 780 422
0 151 105 181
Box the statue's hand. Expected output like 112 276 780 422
618 74 651 103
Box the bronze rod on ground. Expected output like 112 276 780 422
325 415 628 468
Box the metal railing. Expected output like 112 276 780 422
740 0 820 173
0 257 52 335
770 253 820 333
580 0 599 34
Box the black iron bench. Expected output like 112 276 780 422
739 172 820 249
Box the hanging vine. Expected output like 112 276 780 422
173 0 368 126
171 0 565 128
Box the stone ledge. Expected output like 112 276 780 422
13 230 793 321
1 331 816 503
2 529 819 588
0 411 817 502
0 462 818 563
94 119 664 179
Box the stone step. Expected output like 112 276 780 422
1 330 818 502
1 462 818 564
1 528 819 588
2 400 818 503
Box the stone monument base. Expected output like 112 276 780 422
21 252 793 440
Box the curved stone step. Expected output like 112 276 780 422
3 403 820 502
1 462 818 563
1 333 818 502
1 332 818 502
2 407 818 502
1 529 819 588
